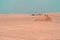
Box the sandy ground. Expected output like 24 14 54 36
0 13 60 40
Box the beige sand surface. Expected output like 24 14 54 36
0 12 60 40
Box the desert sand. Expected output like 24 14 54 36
0 12 60 40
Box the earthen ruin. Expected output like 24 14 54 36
34 14 51 21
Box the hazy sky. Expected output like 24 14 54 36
0 0 60 14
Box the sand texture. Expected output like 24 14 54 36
0 12 60 40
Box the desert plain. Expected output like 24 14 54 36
0 12 60 40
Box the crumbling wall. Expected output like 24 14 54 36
34 14 51 21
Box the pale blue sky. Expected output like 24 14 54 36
0 0 60 14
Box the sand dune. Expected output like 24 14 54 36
0 12 60 40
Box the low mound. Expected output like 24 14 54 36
34 14 51 21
